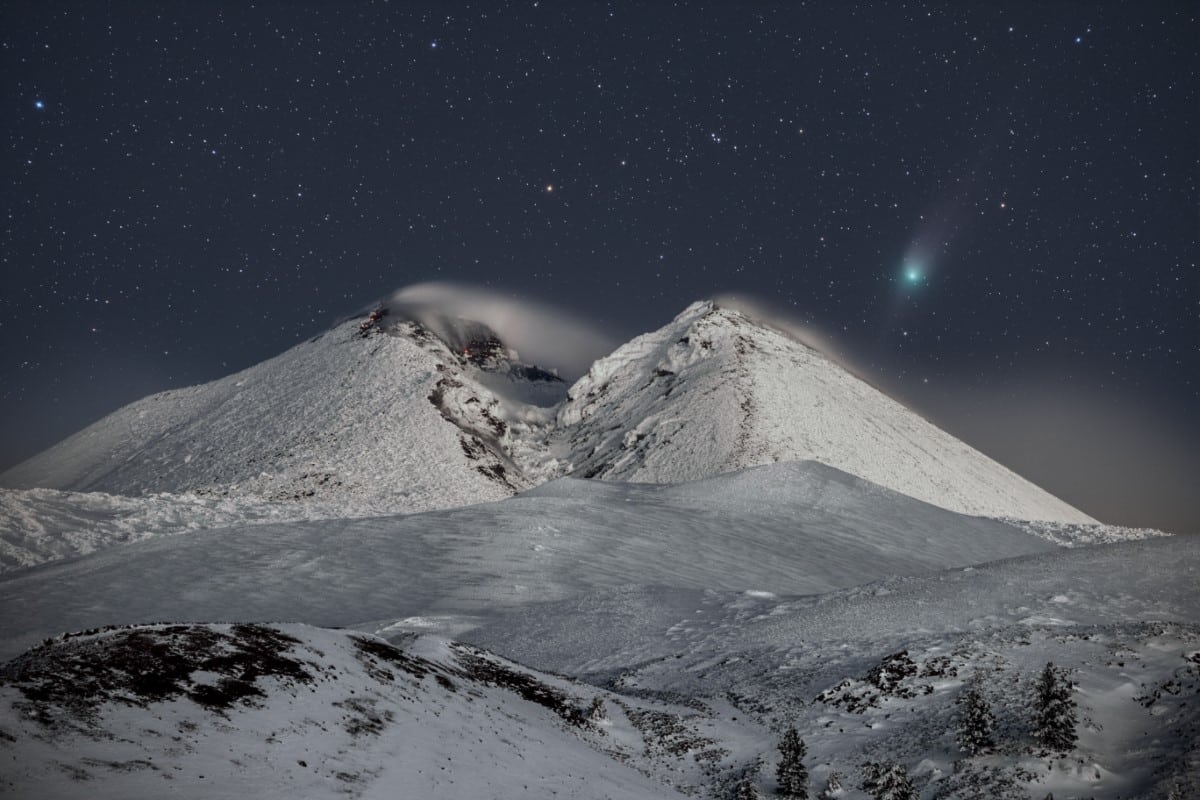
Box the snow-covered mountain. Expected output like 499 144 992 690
0 295 1191 798
0 299 1093 525
549 301 1093 523
0 313 566 515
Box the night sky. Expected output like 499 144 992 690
3 2 1197 532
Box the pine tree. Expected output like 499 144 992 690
586 696 607 724
861 761 917 800
776 726 809 799
818 770 844 799
735 774 764 800
955 679 996 755
1034 661 1078 752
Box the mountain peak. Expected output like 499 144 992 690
663 298 760 330
548 300 1094 523
1 298 1094 524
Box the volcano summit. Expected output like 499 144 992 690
1 300 1093 524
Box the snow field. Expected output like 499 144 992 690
0 461 1062 660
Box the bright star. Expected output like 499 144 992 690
34 99 45 110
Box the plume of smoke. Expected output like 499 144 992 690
379 282 616 380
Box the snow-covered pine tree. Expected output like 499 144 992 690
734 774 764 800
776 726 809 799
818 770 845 799
955 678 996 755
860 761 917 800
1033 661 1078 752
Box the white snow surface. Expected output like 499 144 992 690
0 506 1195 798
0 318 552 514
481 536 1200 800
0 486 389 573
0 461 1063 659
0 624 698 799
0 459 1191 798
1 300 1094 525
550 301 1094 523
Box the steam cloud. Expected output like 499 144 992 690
368 286 1197 532
380 282 617 380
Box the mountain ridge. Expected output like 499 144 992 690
1 299 1094 523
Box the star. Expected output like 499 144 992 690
33 99 45 110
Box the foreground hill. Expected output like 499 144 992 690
1 300 1094 524
0 624 702 799
1 536 1195 799
0 461 1064 659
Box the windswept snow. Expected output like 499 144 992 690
0 462 1061 660
0 524 1195 798
0 486 405 573
468 534 1200 678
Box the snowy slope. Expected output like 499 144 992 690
1 533 1195 798
0 315 564 515
518 536 1200 799
468 533 1200 679
0 623 707 799
0 487 371 573
0 461 1066 660
551 301 1094 523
